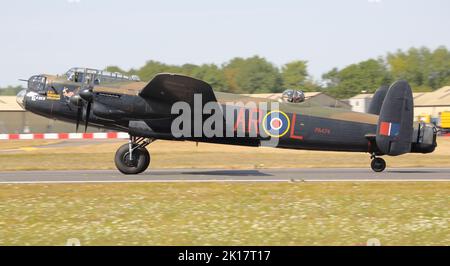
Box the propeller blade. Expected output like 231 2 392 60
70 87 94 133
84 102 91 133
75 104 82 133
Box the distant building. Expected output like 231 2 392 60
0 96 100 133
346 86 450 125
413 86 450 124
348 94 373 113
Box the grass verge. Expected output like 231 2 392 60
0 182 448 245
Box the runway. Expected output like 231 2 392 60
0 168 449 184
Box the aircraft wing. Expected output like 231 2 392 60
139 74 217 106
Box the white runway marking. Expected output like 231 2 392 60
0 168 449 184
0 179 449 184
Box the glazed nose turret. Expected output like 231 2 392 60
16 89 27 109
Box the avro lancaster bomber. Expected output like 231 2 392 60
16 67 437 174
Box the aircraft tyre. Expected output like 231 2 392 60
115 144 150 175
371 157 386 172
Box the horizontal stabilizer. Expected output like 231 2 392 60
376 81 413 156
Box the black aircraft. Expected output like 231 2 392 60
16 67 437 174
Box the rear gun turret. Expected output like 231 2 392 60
411 122 437 153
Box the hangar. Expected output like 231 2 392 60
347 86 450 128
348 92 433 114
0 96 97 133
414 86 450 120
348 94 373 113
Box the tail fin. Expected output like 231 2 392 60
376 81 413 156
368 85 389 115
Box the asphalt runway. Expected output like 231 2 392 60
0 168 449 184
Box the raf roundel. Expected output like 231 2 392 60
262 111 291 138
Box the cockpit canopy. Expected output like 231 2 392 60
27 75 47 93
64 67 140 85
281 89 305 103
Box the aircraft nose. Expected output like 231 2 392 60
16 89 27 109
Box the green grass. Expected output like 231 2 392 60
0 182 448 246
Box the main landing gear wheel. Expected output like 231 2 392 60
370 157 386 173
114 137 154 175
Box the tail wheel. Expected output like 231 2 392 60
371 157 386 172
114 144 150 175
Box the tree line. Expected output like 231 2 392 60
107 46 450 99
1 46 449 99
106 56 318 95
322 46 450 98
0 86 23 96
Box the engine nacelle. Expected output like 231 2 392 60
93 102 127 119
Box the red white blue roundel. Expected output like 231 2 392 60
262 111 290 138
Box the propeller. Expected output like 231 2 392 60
69 86 94 133
76 105 83 132
79 87 94 132
69 94 82 132
84 101 92 132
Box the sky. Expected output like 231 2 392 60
0 0 449 87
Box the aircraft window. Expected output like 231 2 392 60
74 72 84 83
28 75 47 92
84 73 96 84
64 67 141 84
66 70 75 81
86 69 98 75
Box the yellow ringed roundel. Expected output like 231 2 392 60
262 110 291 138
